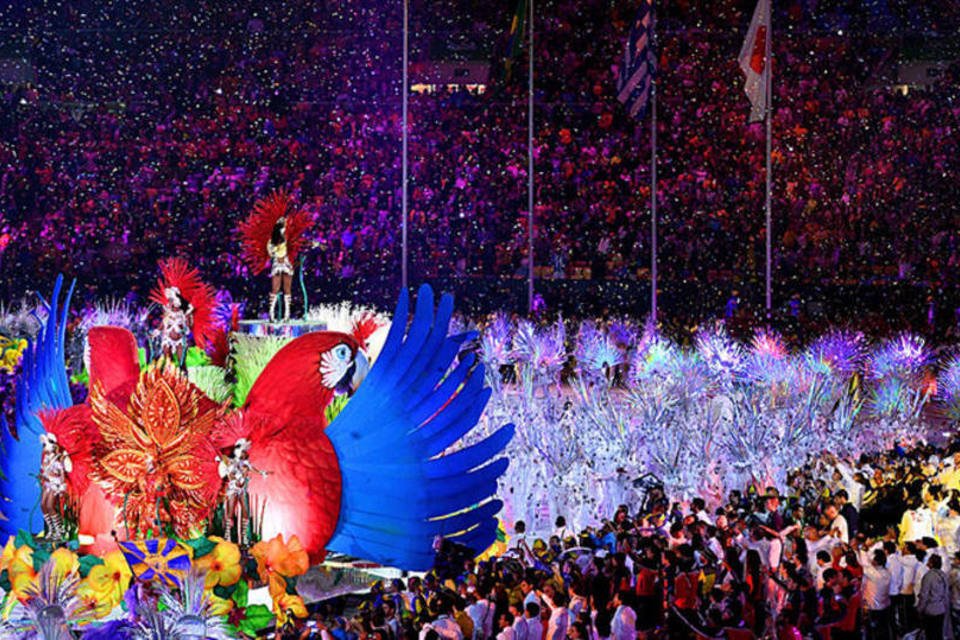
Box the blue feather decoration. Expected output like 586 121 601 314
325 285 514 570
1 275 75 536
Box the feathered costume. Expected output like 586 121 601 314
1 276 75 537
237 190 311 321
149 258 217 354
6 280 512 571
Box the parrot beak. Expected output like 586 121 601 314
334 351 369 396
350 351 370 394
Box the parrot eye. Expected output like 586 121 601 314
320 343 355 389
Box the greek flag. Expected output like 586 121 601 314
617 0 656 119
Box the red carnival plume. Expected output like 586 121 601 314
149 258 218 352
351 312 385 352
237 190 312 275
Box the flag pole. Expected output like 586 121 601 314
650 1 658 321
527 0 535 314
764 0 772 318
401 0 409 291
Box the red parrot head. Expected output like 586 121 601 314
244 331 372 426
319 341 369 396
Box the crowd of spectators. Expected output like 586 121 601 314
282 442 960 640
0 0 958 325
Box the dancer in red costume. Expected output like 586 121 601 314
216 437 268 546
237 191 311 322
149 258 217 363
38 433 71 540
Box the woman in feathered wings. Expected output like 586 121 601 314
150 258 217 364
237 190 311 322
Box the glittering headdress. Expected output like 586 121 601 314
149 258 218 351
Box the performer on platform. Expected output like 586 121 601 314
157 286 194 363
218 438 268 546
149 258 218 363
39 433 72 541
237 190 311 323
268 216 295 322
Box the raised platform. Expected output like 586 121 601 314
236 319 327 338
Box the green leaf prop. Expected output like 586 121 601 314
184 536 217 559
31 548 50 572
184 346 212 368
78 555 105 578
14 530 36 550
233 576 250 608
239 604 275 637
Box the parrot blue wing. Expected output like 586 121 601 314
1 275 75 536
325 284 514 570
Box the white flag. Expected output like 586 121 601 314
738 0 770 123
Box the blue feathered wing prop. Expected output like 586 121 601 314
1 276 75 536
325 285 514 570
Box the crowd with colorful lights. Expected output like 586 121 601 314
1 0 958 321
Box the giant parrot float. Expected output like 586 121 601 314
2 279 513 570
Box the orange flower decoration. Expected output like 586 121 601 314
90 365 223 537
251 534 310 602
250 534 309 583
275 593 308 626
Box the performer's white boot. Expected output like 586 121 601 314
268 294 278 323
284 296 291 322
44 512 65 541
240 515 250 547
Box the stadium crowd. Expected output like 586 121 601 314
0 0 958 322
284 442 960 640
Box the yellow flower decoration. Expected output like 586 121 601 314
0 536 17 573
0 338 26 372
196 539 242 589
275 593 307 626
49 547 80 578
9 545 37 602
79 550 133 616
208 592 234 616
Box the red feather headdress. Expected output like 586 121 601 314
39 406 98 509
237 190 312 275
149 258 218 351
351 312 385 352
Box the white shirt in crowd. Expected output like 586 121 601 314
525 615 543 640
546 605 570 640
468 599 494 640
512 616 528 640
858 550 892 611
554 525 573 541
830 514 849 543
610 605 637 640
836 462 864 509
497 627 517 640
887 550 905 596
901 554 919 595
422 616 465 640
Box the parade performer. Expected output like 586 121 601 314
39 432 71 540
149 258 217 363
217 437 267 546
237 190 311 322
